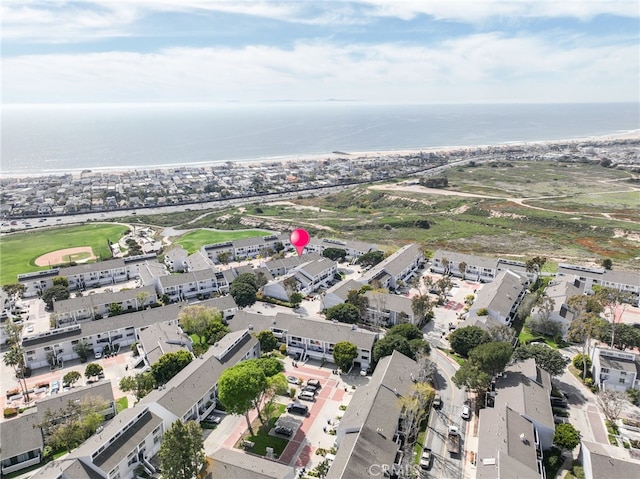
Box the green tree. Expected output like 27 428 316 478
151 350 193 384
73 340 91 362
449 326 491 357
52 276 69 288
333 341 359 371
513 343 570 377
326 303 360 324
601 258 613 270
356 250 385 268
217 251 232 264
119 372 156 402
468 341 513 377
108 302 123 316
2 283 26 297
256 330 278 352
434 276 453 304
158 420 205 479
84 363 103 380
525 256 547 273
387 323 423 341
593 286 634 349
408 338 431 357
230 282 257 308
289 291 304 308
249 357 284 377
205 319 229 345
373 335 413 363
458 262 468 280
135 290 150 310
452 361 492 398
217 361 267 435
572 354 592 376
63 371 82 387
553 423 581 452
323 247 347 261
411 294 433 327
179 304 223 344
42 284 70 309
3 345 30 402
346 289 370 319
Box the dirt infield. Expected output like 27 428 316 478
35 247 97 267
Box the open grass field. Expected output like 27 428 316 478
0 224 128 286
175 228 274 253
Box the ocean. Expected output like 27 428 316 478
1 102 638 176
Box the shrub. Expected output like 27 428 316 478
3 407 18 418
572 465 585 479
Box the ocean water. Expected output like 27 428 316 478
1 102 638 176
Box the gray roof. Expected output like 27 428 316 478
558 264 640 288
297 258 336 278
137 321 191 365
599 353 637 373
493 363 554 430
230 311 378 351
582 440 640 478
476 407 540 479
53 285 157 313
56 258 127 276
469 270 526 318
187 251 214 271
262 253 323 273
326 279 364 301
198 295 238 312
92 409 162 471
364 291 413 313
23 304 185 351
0 409 43 459
159 269 216 287
208 448 294 479
362 244 421 282
140 330 257 418
28 458 105 479
432 249 498 270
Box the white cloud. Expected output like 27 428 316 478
4 33 638 104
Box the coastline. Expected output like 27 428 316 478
2 130 638 181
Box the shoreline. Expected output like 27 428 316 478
2 130 638 180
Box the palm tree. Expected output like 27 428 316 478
3 345 30 402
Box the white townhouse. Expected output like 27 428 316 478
27 329 259 479
557 263 640 301
156 268 220 302
202 233 284 263
530 278 584 339
364 290 415 327
230 311 378 371
465 270 528 329
328 351 422 479
359 243 424 290
52 285 158 326
322 279 364 310
476 359 554 479
1 381 116 476
590 346 640 392
262 258 338 301
305 237 377 260
430 249 499 282
21 304 186 369
261 253 323 277
18 254 159 298
580 441 640 479
164 245 189 272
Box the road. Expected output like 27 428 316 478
424 348 467 479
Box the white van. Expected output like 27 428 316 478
461 405 471 420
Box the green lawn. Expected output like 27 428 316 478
175 229 275 254
0 224 129 286
116 397 128 413
243 403 289 457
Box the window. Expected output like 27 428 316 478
619 378 626 384
620 371 627 376
601 368 610 374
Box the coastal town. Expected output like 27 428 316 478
1 137 638 222
1 226 640 479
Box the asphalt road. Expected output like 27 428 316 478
424 349 467 479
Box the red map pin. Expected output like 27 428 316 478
290 228 310 256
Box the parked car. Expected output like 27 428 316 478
94 350 102 359
554 416 569 425
298 391 316 402
420 448 432 470
51 380 60 393
205 415 221 424
287 376 299 384
274 425 294 437
551 397 568 408
433 394 442 409
287 402 309 415
303 385 318 394
307 378 321 388
461 405 471 420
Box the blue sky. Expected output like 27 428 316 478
2 0 638 104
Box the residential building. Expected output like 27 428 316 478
580 440 640 479
590 346 640 392
364 290 415 326
262 258 338 301
0 382 116 476
207 448 295 479
465 270 528 329
476 359 554 479
321 279 363 311
359 243 424 290
431 250 499 282
229 311 378 370
328 351 422 479
305 237 377 260
557 263 640 300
